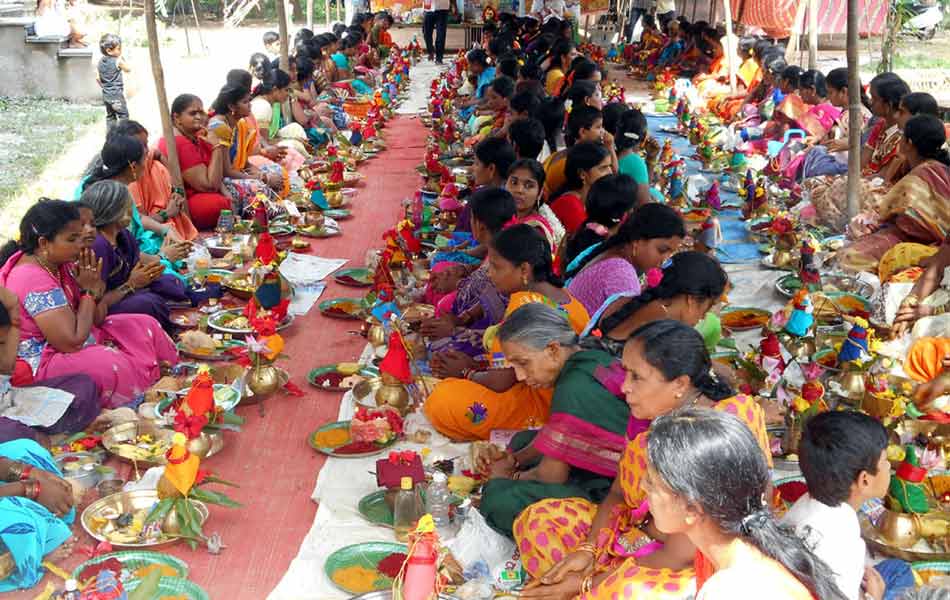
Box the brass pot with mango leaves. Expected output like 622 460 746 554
376 372 410 415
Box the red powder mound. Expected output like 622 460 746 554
334 441 380 455
377 552 408 578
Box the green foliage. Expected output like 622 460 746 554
144 497 175 525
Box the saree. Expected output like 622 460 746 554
208 117 288 213
423 291 590 441
568 257 641 315
248 97 309 172
127 153 198 242
0 370 99 444
428 262 509 358
157 135 233 231
838 160 950 273
480 350 630 537
543 150 568 200
91 230 189 331
0 439 74 591
513 394 771 599
0 252 178 409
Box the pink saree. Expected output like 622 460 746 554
0 252 179 408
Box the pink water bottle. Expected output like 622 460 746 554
402 536 437 600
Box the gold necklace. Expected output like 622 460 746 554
34 254 76 308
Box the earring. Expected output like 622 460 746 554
522 275 529 286
675 392 683 399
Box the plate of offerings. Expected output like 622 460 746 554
333 268 374 287
72 550 189 582
153 383 242 415
184 269 233 285
207 308 294 335
81 490 208 548
102 421 172 465
204 234 251 258
222 274 257 300
268 223 294 237
307 363 379 392
125 576 209 600
296 223 342 238
309 408 403 458
176 332 246 361
324 542 408 595
775 273 873 299
720 306 771 332
811 292 871 325
319 298 366 320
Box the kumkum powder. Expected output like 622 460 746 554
376 552 408 578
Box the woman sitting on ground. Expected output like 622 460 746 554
479 303 630 537
0 289 98 446
206 84 289 215
548 142 614 235
567 203 685 315
542 105 604 199
0 440 81 591
561 175 637 271
249 67 309 172
421 188 515 358
506 158 565 251
81 180 189 332
158 94 230 230
839 114 950 274
0 201 177 409
424 224 589 441
516 321 773 599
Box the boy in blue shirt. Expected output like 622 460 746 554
96 33 130 127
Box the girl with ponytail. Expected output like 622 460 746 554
423 224 591 442
587 250 728 345
566 202 685 314
248 67 308 173
517 320 775 600
839 114 950 273
479 302 633 537
646 407 844 599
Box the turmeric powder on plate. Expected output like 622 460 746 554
330 565 385 593
314 428 350 448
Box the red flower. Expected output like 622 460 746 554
79 435 101 449
174 411 209 439
195 469 211 486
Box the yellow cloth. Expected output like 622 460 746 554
906 337 950 383
545 68 565 96
543 150 568 201
878 243 940 283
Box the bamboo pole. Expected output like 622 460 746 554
807 0 818 69
846 0 860 218
723 0 736 93
325 0 330 27
277 0 290 72
144 0 183 190
307 0 314 28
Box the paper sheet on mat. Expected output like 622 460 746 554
279 253 347 286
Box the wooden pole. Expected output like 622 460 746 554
144 0 183 190
807 0 818 69
785 0 807 63
307 0 313 28
277 0 290 72
723 0 736 93
336 0 341 24
846 0 860 219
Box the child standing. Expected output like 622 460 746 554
97 34 130 126
263 30 280 61
785 411 916 600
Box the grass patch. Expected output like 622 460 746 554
0 97 100 208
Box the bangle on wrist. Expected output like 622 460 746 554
172 186 185 196
157 210 168 222
6 461 23 482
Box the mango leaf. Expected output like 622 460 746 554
144 498 174 525
190 486 242 508
717 337 738 350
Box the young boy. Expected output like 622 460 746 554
97 33 130 126
508 118 546 160
785 411 914 600
263 30 280 61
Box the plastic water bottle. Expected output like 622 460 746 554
426 471 453 535
394 476 423 542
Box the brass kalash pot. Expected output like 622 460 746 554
375 372 410 415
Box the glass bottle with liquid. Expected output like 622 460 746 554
393 476 423 542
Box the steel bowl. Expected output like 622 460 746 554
55 451 102 490
81 489 208 548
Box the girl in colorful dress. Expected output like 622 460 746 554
424 224 589 441
567 202 685 315
516 321 772 600
506 158 565 251
0 201 177 409
548 142 613 235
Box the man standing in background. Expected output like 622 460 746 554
623 0 653 42
423 0 452 63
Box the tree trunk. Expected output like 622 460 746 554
144 0 184 197
325 0 330 27
807 0 818 69
277 0 290 72
846 0 861 219
307 0 313 29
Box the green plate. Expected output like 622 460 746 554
319 298 365 320
125 575 209 600
323 208 353 220
296 224 342 238
334 268 373 287
308 364 379 392
720 306 771 332
184 268 233 284
324 542 407 594
176 338 246 361
358 489 461 528
269 224 294 237
154 383 242 417
309 421 398 458
776 273 874 299
72 550 189 580
207 308 294 335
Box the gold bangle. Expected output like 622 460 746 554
902 294 920 307
5 461 23 482
576 542 597 557
581 573 594 595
